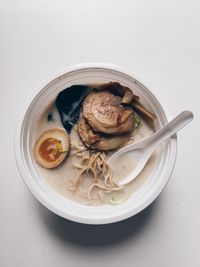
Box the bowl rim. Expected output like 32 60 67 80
14 63 177 224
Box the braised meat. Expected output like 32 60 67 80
78 115 130 150
83 91 135 135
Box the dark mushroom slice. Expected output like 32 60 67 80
99 82 156 124
132 102 157 125
100 82 139 104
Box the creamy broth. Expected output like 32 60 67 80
34 100 157 206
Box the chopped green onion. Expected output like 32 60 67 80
109 196 128 205
134 116 142 129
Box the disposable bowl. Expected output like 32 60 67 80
14 64 177 224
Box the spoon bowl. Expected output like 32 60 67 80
109 111 194 186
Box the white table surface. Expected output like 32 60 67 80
1 1 200 266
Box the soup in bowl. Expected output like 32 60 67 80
14 64 177 224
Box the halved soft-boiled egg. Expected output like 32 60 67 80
33 128 70 168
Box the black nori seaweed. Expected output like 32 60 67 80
55 85 91 133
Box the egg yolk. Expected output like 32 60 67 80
39 138 63 162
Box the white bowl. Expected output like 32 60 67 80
14 63 177 224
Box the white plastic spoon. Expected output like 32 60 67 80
108 111 194 186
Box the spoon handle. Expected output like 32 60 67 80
146 110 194 152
